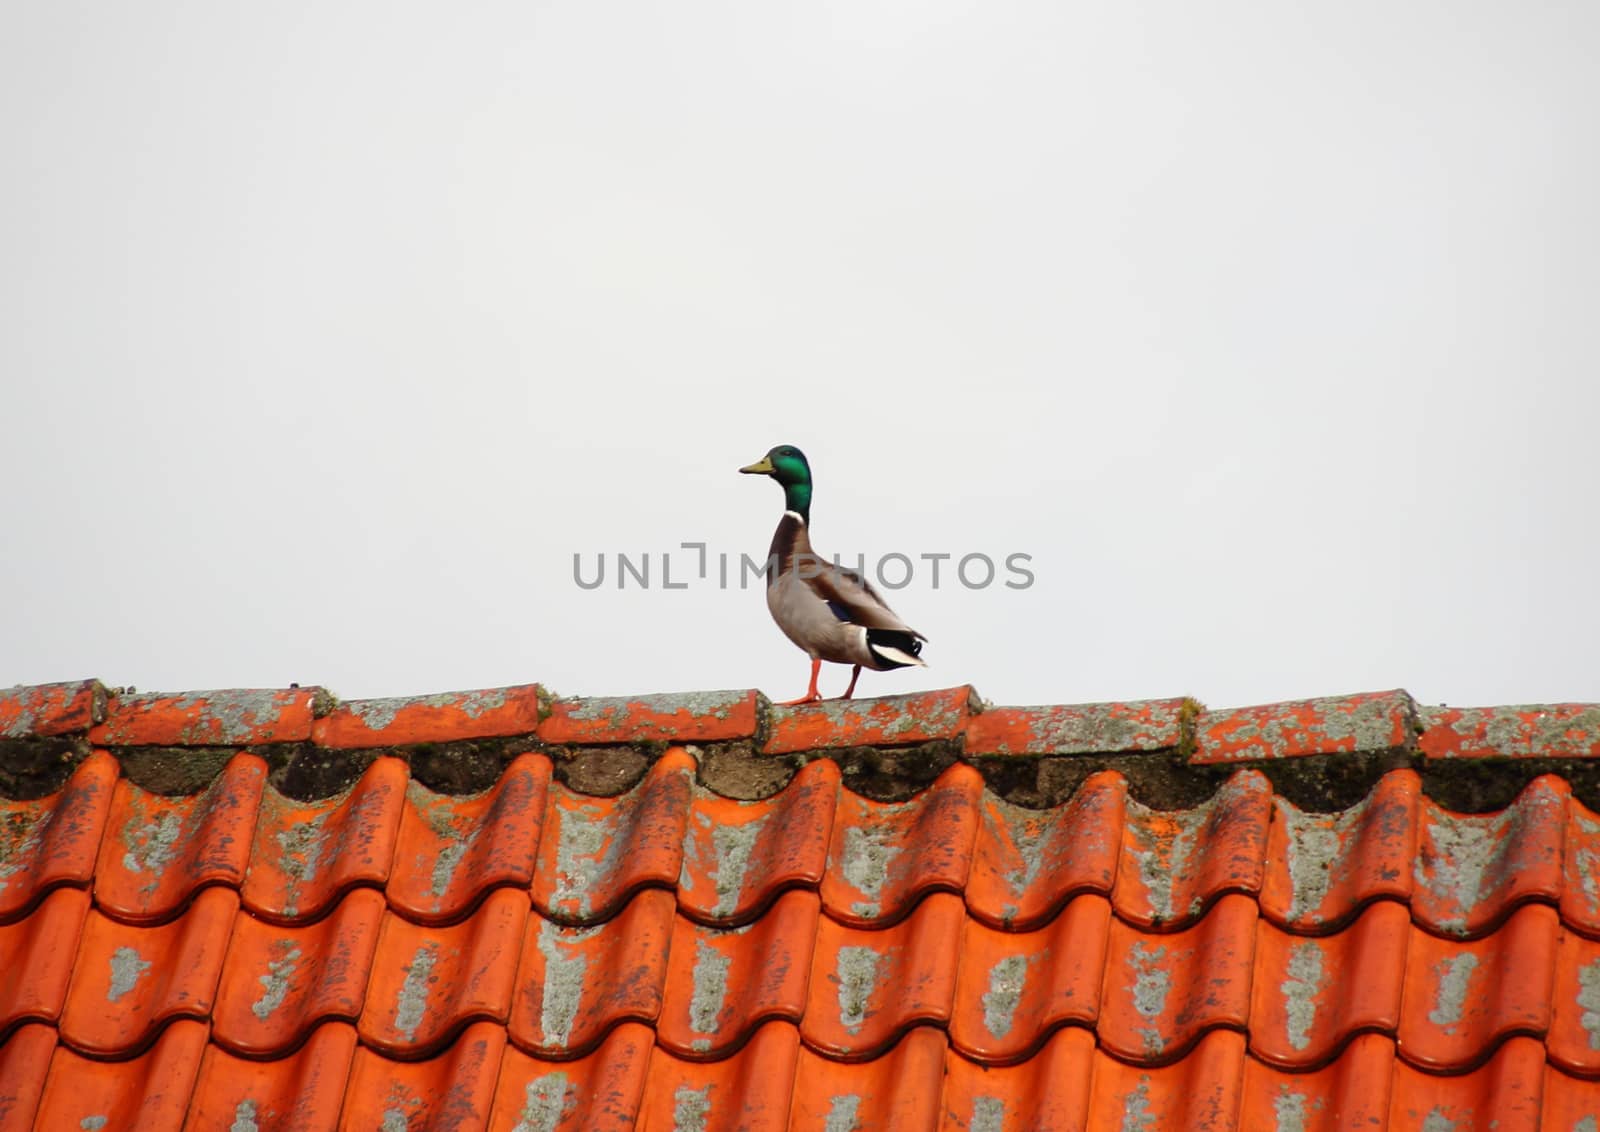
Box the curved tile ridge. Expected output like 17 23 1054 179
242 756 408 923
93 753 266 924
679 759 839 927
0 750 117 922
820 762 984 927
1260 769 1421 933
967 769 1127 930
1412 774 1567 938
533 748 694 925
387 753 551 924
1113 769 1274 929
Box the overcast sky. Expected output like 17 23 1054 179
3 2 1596 712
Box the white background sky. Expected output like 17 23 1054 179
3 3 1596 711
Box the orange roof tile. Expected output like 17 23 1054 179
2 679 1600 1129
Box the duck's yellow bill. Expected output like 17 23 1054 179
739 457 774 475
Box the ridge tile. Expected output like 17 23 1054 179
965 697 1186 756
93 753 266 922
540 689 761 745
90 688 320 746
679 759 839 925
1419 704 1600 759
763 686 976 755
312 684 542 748
387 753 550 924
0 679 106 738
1194 690 1413 764
242 756 407 922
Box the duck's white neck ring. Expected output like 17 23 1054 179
784 509 806 525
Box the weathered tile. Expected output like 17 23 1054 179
821 763 982 926
212 887 385 1057
59 886 236 1056
359 887 528 1055
965 698 1187 755
967 769 1126 930
242 756 407 922
679 759 838 926
764 687 977 755
1113 770 1272 929
388 753 550 923
91 688 322 746
313 684 542 748
658 890 818 1057
803 891 964 1058
93 753 266 922
1195 690 1413 764
541 689 760 745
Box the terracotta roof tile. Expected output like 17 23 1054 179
679 759 838 925
212 887 384 1056
312 684 541 748
819 762 982 926
541 689 761 745
387 753 549 924
189 1021 358 1131
2 678 1600 1128
90 687 322 746
241 755 407 921
0 750 116 920
0 679 106 739
92 752 266 922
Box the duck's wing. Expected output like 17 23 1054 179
806 561 927 639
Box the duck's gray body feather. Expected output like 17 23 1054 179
764 511 926 669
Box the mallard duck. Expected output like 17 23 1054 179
739 444 926 704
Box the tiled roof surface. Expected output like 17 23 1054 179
1 679 1599 1129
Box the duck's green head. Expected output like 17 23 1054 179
740 444 812 521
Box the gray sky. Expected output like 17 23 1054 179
3 2 1596 710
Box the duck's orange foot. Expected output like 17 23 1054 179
778 658 824 706
777 691 824 706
